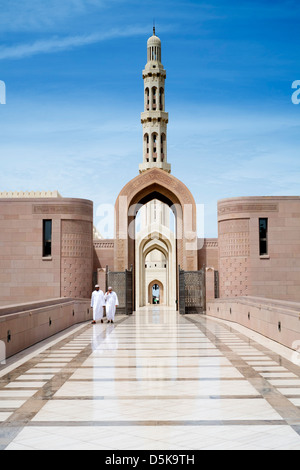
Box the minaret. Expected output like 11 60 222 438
139 28 171 174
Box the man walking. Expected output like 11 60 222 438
104 287 119 323
91 285 105 324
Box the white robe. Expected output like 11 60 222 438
91 290 105 321
105 291 119 321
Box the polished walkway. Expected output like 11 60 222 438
2 307 300 450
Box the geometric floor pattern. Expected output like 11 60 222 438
1 307 300 450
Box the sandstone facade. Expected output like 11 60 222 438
0 196 93 306
218 196 300 302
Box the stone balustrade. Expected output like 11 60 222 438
207 296 300 350
0 298 91 359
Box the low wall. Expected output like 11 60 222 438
0 298 91 359
207 296 300 350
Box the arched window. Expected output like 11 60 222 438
161 133 166 160
152 47 157 61
144 133 149 158
152 87 157 110
152 133 158 160
145 88 149 111
159 88 164 111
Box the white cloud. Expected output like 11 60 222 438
0 26 147 60
0 0 110 32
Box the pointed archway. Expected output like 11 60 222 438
114 168 198 310
136 227 176 308
148 279 164 305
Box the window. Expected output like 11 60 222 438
159 88 164 110
259 218 268 256
43 220 52 257
145 88 150 110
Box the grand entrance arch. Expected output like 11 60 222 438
114 168 198 310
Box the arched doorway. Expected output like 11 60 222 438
114 168 198 311
149 279 164 305
136 229 176 308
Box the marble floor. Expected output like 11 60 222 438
1 307 300 450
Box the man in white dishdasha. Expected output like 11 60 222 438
91 285 105 324
104 287 119 323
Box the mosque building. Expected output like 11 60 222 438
1 29 300 357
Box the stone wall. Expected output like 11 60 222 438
198 238 219 271
0 197 93 306
93 240 115 272
207 296 300 351
218 197 300 302
61 219 93 299
0 298 91 359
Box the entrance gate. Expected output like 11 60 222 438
106 266 205 316
106 267 133 315
179 267 206 315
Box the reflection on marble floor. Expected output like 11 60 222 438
1 307 300 450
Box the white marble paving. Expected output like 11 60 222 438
53 379 260 398
2 307 300 450
30 397 282 422
69 366 244 380
5 425 300 450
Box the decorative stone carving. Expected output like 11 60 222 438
33 204 92 217
61 220 93 298
218 219 250 297
218 203 278 216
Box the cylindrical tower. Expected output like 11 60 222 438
139 28 171 174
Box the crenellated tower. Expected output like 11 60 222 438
139 28 171 174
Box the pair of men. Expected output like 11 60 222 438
91 285 119 324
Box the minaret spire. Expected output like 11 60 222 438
139 30 171 174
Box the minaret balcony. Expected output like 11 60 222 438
141 111 168 124
143 66 166 79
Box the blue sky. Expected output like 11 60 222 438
0 0 299 237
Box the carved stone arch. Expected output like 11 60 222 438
136 223 176 308
114 168 198 273
143 238 168 260
115 168 198 310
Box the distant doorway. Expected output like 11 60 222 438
148 279 164 305
135 200 175 308
152 284 160 304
